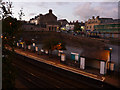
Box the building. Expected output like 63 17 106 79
94 23 120 33
80 21 85 32
58 19 68 27
62 21 85 32
85 16 114 31
94 20 120 38
65 21 75 31
85 16 120 38
29 16 40 25
29 9 59 31
22 23 42 31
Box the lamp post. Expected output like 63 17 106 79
1 34 3 39
108 47 112 74
33 42 35 52
109 47 112 62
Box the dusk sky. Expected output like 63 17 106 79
1 0 119 22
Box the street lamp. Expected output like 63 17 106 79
1 35 3 39
5 37 7 39
108 47 112 73
109 47 112 62
109 47 112 51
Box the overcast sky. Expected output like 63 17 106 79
1 0 119 22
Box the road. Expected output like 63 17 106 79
12 52 115 88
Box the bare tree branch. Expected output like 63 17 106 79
18 8 25 20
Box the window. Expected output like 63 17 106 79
55 27 56 31
52 27 54 31
49 27 51 31
90 26 91 29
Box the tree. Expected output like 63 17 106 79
42 36 66 56
18 8 25 21
0 0 13 19
74 20 81 32
2 16 22 50
1 0 23 88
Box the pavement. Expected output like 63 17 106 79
6 46 120 88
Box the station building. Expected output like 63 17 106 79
85 16 120 38
94 23 120 38
28 9 59 31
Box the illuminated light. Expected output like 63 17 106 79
109 47 112 51
5 37 7 39
61 27 66 30
17 43 19 46
58 43 61 46
102 77 106 81
36 47 38 51
33 43 35 46
13 36 15 38
59 50 63 53
57 45 62 50
57 27 59 29
1 35 3 39
45 50 48 54
41 49 44 52
10 22 12 25
81 26 84 29
20 42 24 44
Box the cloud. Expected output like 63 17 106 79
56 2 70 5
29 13 36 16
37 2 48 8
6 0 120 2
74 2 118 21
57 14 65 20
14 2 48 9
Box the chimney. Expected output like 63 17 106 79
73 21 74 23
92 16 95 19
96 16 99 19
40 14 43 16
76 20 78 23
49 9 52 14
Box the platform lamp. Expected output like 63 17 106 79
109 47 112 62
108 47 112 72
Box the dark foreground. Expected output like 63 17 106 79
12 52 116 88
